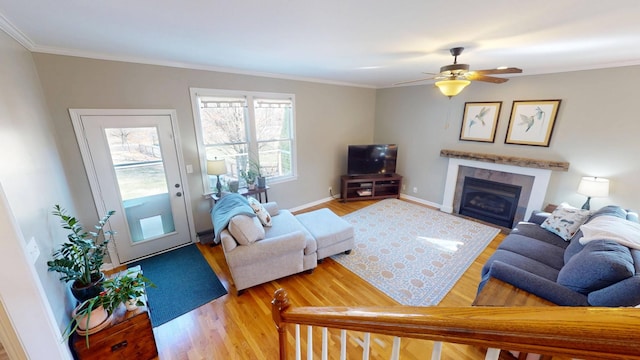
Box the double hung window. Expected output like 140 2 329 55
190 88 296 193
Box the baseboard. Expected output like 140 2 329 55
399 194 441 209
289 196 336 213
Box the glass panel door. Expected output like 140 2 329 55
105 127 176 242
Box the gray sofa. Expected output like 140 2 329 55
478 205 640 306
212 194 353 294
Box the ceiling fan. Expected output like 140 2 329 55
395 47 522 97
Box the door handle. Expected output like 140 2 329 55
176 192 182 197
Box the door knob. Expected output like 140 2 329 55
176 192 182 197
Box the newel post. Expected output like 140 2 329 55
272 288 290 360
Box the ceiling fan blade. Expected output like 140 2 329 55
467 74 509 83
393 77 434 86
472 67 522 75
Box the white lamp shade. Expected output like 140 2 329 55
206 159 227 175
577 177 609 197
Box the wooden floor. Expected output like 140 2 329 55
152 199 506 359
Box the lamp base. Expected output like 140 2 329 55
581 197 591 210
216 174 222 198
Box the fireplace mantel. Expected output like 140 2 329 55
440 149 569 172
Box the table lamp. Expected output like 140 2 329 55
577 176 609 210
207 159 227 197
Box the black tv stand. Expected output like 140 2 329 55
340 174 402 202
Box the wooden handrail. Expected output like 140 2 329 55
272 288 640 360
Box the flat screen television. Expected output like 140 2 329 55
347 144 398 176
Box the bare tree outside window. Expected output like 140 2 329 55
193 91 295 194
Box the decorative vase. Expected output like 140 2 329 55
257 176 266 188
229 180 239 193
70 272 105 302
72 304 109 331
125 299 138 311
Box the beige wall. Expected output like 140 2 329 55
0 31 74 359
375 66 640 211
32 54 377 238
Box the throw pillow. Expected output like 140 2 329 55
247 197 272 227
557 240 634 294
228 215 265 245
541 206 591 241
579 215 640 250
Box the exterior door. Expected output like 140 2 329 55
70 109 194 264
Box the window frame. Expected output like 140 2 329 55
190 88 297 195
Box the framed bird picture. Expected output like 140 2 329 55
459 102 502 143
505 99 561 146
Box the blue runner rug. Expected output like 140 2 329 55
132 244 227 327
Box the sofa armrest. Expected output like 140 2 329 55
224 230 306 267
488 261 589 306
220 230 237 252
528 210 551 225
588 275 640 306
263 202 280 216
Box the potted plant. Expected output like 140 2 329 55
65 288 118 348
102 270 155 311
240 168 258 190
47 205 115 302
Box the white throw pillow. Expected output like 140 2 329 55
541 206 591 241
248 197 272 227
228 215 265 245
579 215 640 250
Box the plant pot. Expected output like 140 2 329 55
71 272 105 302
248 183 256 190
257 176 266 188
72 304 109 331
125 299 138 311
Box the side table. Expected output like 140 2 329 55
209 186 270 206
72 267 157 360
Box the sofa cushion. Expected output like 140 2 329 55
497 234 566 270
557 240 634 294
482 249 560 282
228 215 265 245
541 206 590 241
248 197 272 227
510 222 568 249
265 210 317 255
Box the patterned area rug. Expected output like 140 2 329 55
332 199 499 306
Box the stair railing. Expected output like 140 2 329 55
272 288 640 360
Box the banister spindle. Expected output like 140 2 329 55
432 341 442 360
295 324 301 360
363 332 371 360
391 337 400 360
485 348 501 360
340 329 347 360
307 325 312 360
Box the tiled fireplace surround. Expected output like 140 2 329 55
440 150 570 228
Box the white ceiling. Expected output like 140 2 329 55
1 0 640 88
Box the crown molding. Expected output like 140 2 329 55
0 12 34 50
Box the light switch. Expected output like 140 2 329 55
26 237 40 264
186 164 193 173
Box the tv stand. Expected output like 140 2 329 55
340 174 402 202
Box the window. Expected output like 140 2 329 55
190 88 296 194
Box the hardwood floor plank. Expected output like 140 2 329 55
152 199 505 359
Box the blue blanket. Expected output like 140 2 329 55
211 193 256 244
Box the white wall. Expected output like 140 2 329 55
375 66 640 211
0 31 74 359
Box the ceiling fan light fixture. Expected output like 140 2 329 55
435 79 470 98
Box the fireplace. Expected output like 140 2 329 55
459 177 522 228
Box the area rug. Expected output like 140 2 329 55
332 199 499 306
132 244 227 327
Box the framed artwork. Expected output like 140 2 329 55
459 102 502 143
505 99 562 147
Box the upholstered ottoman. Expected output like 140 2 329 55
295 208 354 260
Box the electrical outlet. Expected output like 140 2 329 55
412 187 418 193
328 186 332 194
402 184 406 191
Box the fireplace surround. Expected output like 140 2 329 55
440 150 570 227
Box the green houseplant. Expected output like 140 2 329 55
103 270 155 311
47 205 115 302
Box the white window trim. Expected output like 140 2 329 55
190 88 298 195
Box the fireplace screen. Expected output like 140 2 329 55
459 177 522 228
